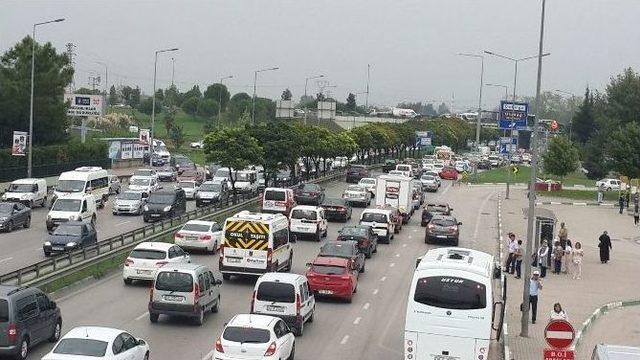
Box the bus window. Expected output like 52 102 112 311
414 276 486 310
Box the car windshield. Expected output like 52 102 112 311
117 192 141 201
223 327 271 344
130 249 166 260
320 243 354 257
57 180 85 193
264 190 286 201
182 223 211 232
53 338 108 357
236 173 250 181
155 272 193 292
311 264 347 275
134 170 153 177
200 183 221 192
8 184 34 193
347 185 364 192
322 198 345 206
53 224 82 236
215 169 230 178
147 194 175 204
52 199 81 212
179 182 195 189
257 282 295 303
431 218 456 227
359 179 375 185
0 299 8 322
291 209 317 220
340 227 367 237
130 178 150 186
361 212 387 223
0 203 13 214
159 167 174 172
414 276 486 310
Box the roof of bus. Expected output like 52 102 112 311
416 247 493 279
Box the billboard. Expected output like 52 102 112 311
133 143 145 159
121 142 133 159
138 129 150 144
64 94 106 117
499 101 529 129
108 141 121 160
499 137 518 154
12 131 27 156
317 101 336 120
415 131 433 147
276 100 294 118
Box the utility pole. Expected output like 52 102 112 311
252 67 279 125
521 0 547 338
171 57 175 86
365 64 370 112
95 61 108 107
150 47 179 161
304 74 324 125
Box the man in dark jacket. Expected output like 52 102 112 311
598 231 612 264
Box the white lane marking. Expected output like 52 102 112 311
380 276 387 282
135 311 149 321
412 228 418 232
402 243 407 248
116 220 131 226
0 257 13 264
373 288 379 295
363 302 370 310
340 335 350 345
408 235 412 239
389 263 395 267
353 317 362 325
473 192 495 241
395 253 400 257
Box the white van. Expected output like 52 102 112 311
289 205 328 241
235 169 259 194
1 178 48 207
360 208 396 243
394 164 413 178
262 188 296 215
54 166 110 208
46 193 97 231
220 211 293 280
405 247 504 360
592 344 640 359
251 273 315 336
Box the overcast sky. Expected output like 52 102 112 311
2 0 639 111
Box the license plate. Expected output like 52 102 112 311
436 235 447 238
266 305 285 312
226 257 241 263
318 290 333 295
186 236 198 241
52 247 64 251
151 214 160 217
163 295 183 302
136 269 152 275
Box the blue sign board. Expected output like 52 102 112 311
415 131 433 147
499 101 529 129
499 137 518 154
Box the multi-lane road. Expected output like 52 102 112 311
17 173 500 360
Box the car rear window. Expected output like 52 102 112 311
155 272 193 292
361 212 387 223
414 276 486 310
431 218 456 227
130 249 166 260
223 327 271 344
264 190 286 201
322 198 345 206
340 227 367 237
320 243 354 257
0 299 8 322
182 223 211 232
311 264 346 275
256 282 295 303
291 209 317 220
53 338 108 356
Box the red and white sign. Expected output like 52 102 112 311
544 320 575 349
544 348 574 360
550 120 559 130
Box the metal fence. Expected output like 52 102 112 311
1 159 112 182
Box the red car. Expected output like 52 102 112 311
439 166 458 180
305 256 358 303
177 169 205 185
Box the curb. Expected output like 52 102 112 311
535 201 615 207
573 299 640 350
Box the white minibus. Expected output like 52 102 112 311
54 166 110 208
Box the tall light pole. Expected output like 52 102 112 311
457 53 484 151
484 50 550 199
554 89 577 141
252 67 279 125
303 74 324 124
95 61 108 103
485 83 509 101
521 0 547 338
365 64 371 112
28 18 65 178
171 58 175 86
218 75 233 128
150 47 178 159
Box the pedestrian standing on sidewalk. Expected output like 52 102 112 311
505 233 517 273
626 190 631 209
597 184 605 203
550 303 568 320
529 270 543 324
598 231 612 264
537 240 550 277
558 223 569 272
572 242 584 279
514 240 523 278
552 241 564 274
563 240 573 275
619 195 625 214
634 203 639 226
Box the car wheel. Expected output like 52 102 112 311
425 236 432 244
308 307 315 323
222 274 231 281
212 295 220 313
44 251 51 257
293 319 304 337
123 278 133 285
24 216 31 228
16 337 28 360
323 228 328 238
149 313 159 323
49 320 62 342
7 221 13 232
315 230 321 242
41 196 47 208
360 262 365 273
287 343 296 360
144 352 149 360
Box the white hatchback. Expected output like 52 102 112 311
174 220 223 253
122 242 191 285
358 177 377 197
179 180 199 199
289 205 328 241
214 314 295 360
42 326 149 360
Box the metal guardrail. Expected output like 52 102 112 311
0 167 357 288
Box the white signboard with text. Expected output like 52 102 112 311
64 94 106 117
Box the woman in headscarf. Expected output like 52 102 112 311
598 231 612 264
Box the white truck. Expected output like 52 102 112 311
375 174 413 224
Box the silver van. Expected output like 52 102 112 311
592 344 640 359
148 263 222 326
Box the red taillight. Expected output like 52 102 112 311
194 283 200 303
149 282 154 303
7 323 17 343
267 249 273 264
200 234 212 241
296 294 302 316
175 232 184 239
250 290 256 312
264 341 277 356
215 337 224 353
124 258 134 267
155 261 168 268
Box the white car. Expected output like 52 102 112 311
289 205 328 241
342 184 371 207
174 220 223 253
132 168 158 181
112 190 147 215
178 180 199 199
432 163 445 173
420 174 440 192
42 326 149 360
122 242 191 285
127 176 160 195
454 161 469 173
596 178 623 191
190 140 204 149
214 314 295 360
358 177 377 197
388 170 407 177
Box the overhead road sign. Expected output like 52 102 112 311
499 101 529 129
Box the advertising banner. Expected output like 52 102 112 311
138 129 150 144
121 142 133 159
133 143 145 159
64 94 106 116
12 131 27 156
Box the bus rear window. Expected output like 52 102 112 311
413 276 486 310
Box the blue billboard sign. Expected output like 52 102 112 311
499 137 518 154
415 131 433 147
499 101 529 129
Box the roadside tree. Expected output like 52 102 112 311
542 136 579 180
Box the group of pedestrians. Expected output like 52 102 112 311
530 223 585 279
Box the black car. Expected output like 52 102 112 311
320 198 352 222
337 225 378 258
382 159 398 173
425 214 461 245
0 202 31 232
319 241 366 273
294 183 325 205
477 159 492 170
421 202 453 226
346 165 370 183
0 285 62 360
43 221 97 256
143 188 187 222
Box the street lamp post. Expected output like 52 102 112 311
218 75 233 128
95 61 108 103
484 50 550 199
252 67 279 125
304 74 324 125
485 83 509 101
457 53 485 151
554 89 577 141
151 47 178 161
27 18 65 178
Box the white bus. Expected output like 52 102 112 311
54 166 110 208
404 247 505 360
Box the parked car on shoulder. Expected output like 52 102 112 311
337 225 378 258
320 197 352 222
0 201 31 232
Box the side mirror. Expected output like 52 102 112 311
137 339 146 346
49 301 57 310
290 234 297 243
305 262 312 267
458 222 463 225
215 279 223 286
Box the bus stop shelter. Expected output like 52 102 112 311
523 207 557 251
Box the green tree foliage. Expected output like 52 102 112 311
204 83 230 111
163 106 177 135
253 98 276 124
227 96 252 123
542 136 579 179
137 97 158 115
423 103 438 117
230 92 251 103
154 89 164 102
197 98 219 118
247 121 300 183
169 124 185 150
281 88 292 101
521 91 581 128
130 86 141 108
75 87 101 95
108 85 118 105
605 68 640 124
608 122 640 178
120 86 133 105
184 85 202 99
571 87 596 144
346 93 357 111
0 36 73 147
181 96 199 116
164 85 182 107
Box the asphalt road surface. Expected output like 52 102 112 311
25 175 501 360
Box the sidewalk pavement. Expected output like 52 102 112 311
501 188 640 359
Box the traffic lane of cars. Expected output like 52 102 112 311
0 185 197 274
